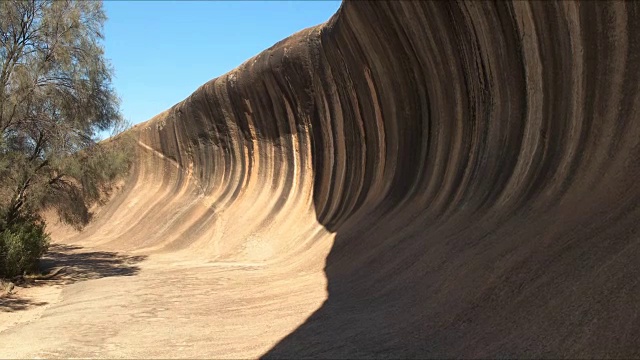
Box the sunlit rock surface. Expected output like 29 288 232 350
21 1 640 358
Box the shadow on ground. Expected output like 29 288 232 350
37 244 147 284
0 296 49 312
0 244 147 312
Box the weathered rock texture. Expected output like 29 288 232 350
58 1 640 358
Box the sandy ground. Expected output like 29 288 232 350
0 284 63 335
0 242 332 358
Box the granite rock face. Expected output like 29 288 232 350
88 1 640 357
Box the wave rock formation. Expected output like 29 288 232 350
53 1 640 358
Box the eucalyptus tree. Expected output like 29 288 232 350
0 0 132 275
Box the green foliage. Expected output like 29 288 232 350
44 135 135 228
0 0 132 229
0 0 132 273
0 211 50 278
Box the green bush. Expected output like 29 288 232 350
0 214 50 278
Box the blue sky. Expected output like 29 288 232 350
103 1 341 127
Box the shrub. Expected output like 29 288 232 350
0 213 50 278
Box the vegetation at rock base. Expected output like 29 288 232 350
0 0 132 278
0 210 48 278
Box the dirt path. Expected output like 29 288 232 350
0 243 330 358
0 285 63 335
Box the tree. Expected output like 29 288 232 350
0 0 132 275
